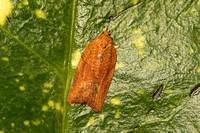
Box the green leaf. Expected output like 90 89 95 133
0 0 200 133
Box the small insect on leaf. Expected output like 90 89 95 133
146 108 155 115
67 26 117 112
108 16 113 23
152 84 164 101
6 16 11 22
190 83 200 97
133 125 139 130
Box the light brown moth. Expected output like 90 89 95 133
67 26 117 112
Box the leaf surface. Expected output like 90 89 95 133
0 0 200 133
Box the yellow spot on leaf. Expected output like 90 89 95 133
17 3 22 8
15 79 20 82
185 8 198 16
35 9 46 19
36 0 40 5
0 0 12 25
42 105 48 111
19 85 25 91
138 49 145 56
185 9 190 15
15 11 18 16
155 18 161 23
72 49 81 68
189 49 194 54
42 89 49 93
132 35 145 48
44 82 53 88
18 73 24 76
54 5 58 9
23 0 28 5
169 104 174 108
165 89 173 94
110 97 121 105
119 6 124 12
0 131 4 133
132 29 141 34
143 62 160 69
23 120 30 126
55 102 61 111
11 122 15 127
1 46 8 51
87 117 94 126
132 0 139 5
32 120 40 126
115 109 120 118
196 67 200 73
48 100 54 107
115 62 125 70
1 57 9 61
99 113 104 120
137 89 144 94
193 11 198 16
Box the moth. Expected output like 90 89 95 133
67 26 117 112
146 108 155 115
152 84 164 100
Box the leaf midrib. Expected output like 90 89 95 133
62 0 78 132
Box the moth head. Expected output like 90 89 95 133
102 25 111 36
102 30 111 36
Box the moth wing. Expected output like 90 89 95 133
87 45 117 112
87 65 116 112
67 56 98 104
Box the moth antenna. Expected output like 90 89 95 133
89 34 94 39
106 25 109 31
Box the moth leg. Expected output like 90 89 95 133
89 34 94 39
